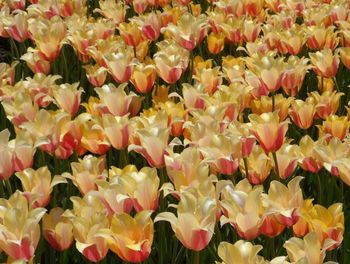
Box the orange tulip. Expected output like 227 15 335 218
63 196 109 262
217 241 266 264
21 48 51 75
318 115 350 141
239 145 272 185
298 135 322 173
248 112 289 154
155 187 216 251
104 51 134 83
292 199 314 237
0 129 15 180
63 155 107 195
220 182 264 240
130 62 157 94
28 16 66 61
207 32 225 54
53 83 83 116
43 207 74 251
10 130 35 172
289 98 316 129
84 64 107 87
284 232 336 264
15 166 67 208
0 191 46 262
3 11 30 42
94 0 126 27
119 21 143 48
95 83 137 116
310 91 343 119
98 211 154 263
6 0 25 10
309 49 339 78
264 176 304 226
193 66 222 95
271 144 300 180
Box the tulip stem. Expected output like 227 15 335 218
271 91 275 112
5 179 12 196
272 152 280 180
243 157 249 180
192 250 200 264
0 182 5 198
333 77 340 92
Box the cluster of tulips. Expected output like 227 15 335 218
0 0 350 263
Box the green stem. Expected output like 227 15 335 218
333 77 340 92
0 182 5 198
272 152 280 181
192 250 199 264
5 179 12 197
316 173 322 204
215 223 222 246
271 91 275 112
243 157 249 179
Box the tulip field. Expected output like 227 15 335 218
1 0 350 263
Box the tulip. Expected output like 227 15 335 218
259 214 286 238
272 144 300 180
305 25 338 50
157 101 186 137
165 147 209 192
310 91 343 119
15 166 67 208
248 112 289 154
0 129 14 180
6 0 25 10
98 211 153 263
63 155 107 195
121 167 160 212
162 13 208 50
3 11 30 42
289 98 316 129
220 182 264 240
239 145 272 185
298 136 322 173
0 61 18 86
119 21 143 48
0 191 46 262
94 0 127 27
84 64 107 87
130 62 157 94
193 66 222 95
53 83 83 116
281 56 309 96
251 94 293 121
133 0 148 14
102 114 130 150
217 241 265 264
155 187 216 251
306 203 344 250
95 83 136 116
129 127 169 168
64 196 109 262
264 176 304 226
154 40 189 84
292 199 314 237
104 51 134 83
318 115 350 141
43 207 74 251
334 158 350 186
309 49 339 78
21 48 51 75
207 32 225 54
284 232 336 264
10 130 35 172
28 16 66 61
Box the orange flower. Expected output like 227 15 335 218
130 62 157 94
220 182 264 240
43 207 74 251
21 48 51 75
298 135 322 173
16 166 66 208
28 16 66 61
102 114 130 150
53 83 83 116
0 129 15 180
155 187 216 251
94 0 127 27
318 115 350 141
3 11 30 42
309 49 339 78
239 145 271 185
248 112 289 154
207 32 225 54
263 176 304 226
289 98 316 129
129 127 169 168
272 144 300 180
98 211 153 263
63 155 107 195
84 64 107 87
63 196 109 262
310 91 343 119
119 21 143 47
0 191 46 262
193 66 222 95
217 241 266 264
104 51 134 83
